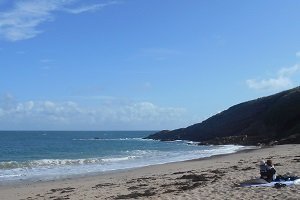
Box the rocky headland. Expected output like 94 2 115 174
145 87 300 145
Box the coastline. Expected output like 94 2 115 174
0 145 253 187
1 144 299 199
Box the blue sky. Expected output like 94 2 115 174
1 0 300 130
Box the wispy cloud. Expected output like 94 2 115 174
141 82 152 91
278 65 300 77
63 1 119 14
0 0 67 41
16 50 25 54
296 51 300 57
246 65 300 91
0 0 118 41
139 48 182 61
40 58 54 63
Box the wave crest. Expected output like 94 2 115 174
0 155 139 170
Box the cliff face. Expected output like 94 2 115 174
146 87 300 145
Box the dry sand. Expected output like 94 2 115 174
0 144 299 200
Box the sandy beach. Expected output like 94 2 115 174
1 144 299 200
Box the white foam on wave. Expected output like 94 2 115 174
0 155 141 182
0 155 142 170
102 156 137 162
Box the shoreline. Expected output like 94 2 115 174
1 144 299 199
0 144 250 186
187 145 260 162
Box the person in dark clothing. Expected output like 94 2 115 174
259 160 268 180
266 159 276 182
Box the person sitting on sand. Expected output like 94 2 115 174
259 160 268 180
265 159 276 182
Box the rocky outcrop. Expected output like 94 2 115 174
145 87 300 145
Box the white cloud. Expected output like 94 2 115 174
0 97 187 130
296 51 300 57
246 65 300 91
246 76 292 90
0 0 118 41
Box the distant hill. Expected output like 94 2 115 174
145 87 300 145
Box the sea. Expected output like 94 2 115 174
0 131 245 184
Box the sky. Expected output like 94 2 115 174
0 0 300 130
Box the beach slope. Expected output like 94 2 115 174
1 144 299 200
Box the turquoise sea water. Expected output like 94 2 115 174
0 131 244 183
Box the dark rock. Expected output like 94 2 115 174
145 86 300 145
178 174 210 182
115 189 156 199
